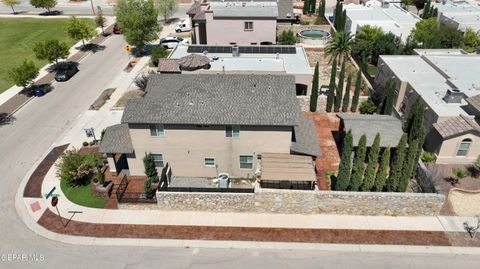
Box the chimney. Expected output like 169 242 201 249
443 89 464 104
232 45 240 57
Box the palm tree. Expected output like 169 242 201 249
325 31 353 65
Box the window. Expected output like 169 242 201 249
152 154 164 168
225 125 240 138
239 155 253 169
244 21 253 31
149 124 164 137
456 138 472 156
204 157 216 167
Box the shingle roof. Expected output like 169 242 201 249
433 114 480 139
157 59 180 73
337 114 404 147
187 1 201 15
99 124 134 154
122 74 300 126
291 118 321 157
466 94 480 115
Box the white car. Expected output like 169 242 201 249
159 36 189 49
175 19 191 32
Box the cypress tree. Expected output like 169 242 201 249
336 129 353 191
382 79 396 115
326 58 337 112
342 74 352 112
374 146 390 192
310 0 316 14
398 139 419 192
303 0 309 15
351 70 362 112
407 98 426 143
143 153 158 179
334 61 345 112
406 97 421 136
422 0 431 19
318 0 326 17
310 62 320 112
386 133 407 192
339 9 347 32
362 133 381 191
350 134 367 191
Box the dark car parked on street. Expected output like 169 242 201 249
55 62 79 82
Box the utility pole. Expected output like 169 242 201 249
90 0 96 15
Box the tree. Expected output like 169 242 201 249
302 0 309 15
462 27 480 53
29 0 56 12
334 61 345 112
94 9 106 35
406 97 425 143
351 70 362 112
362 133 381 191
33 39 70 66
398 139 419 192
326 58 337 112
325 31 353 64
381 79 396 115
386 133 407 192
278 29 296 45
352 25 382 64
318 0 325 18
151 45 169 66
374 147 390 191
336 130 353 191
310 62 319 112
359 100 376 114
9 60 39 88
350 134 367 191
155 0 177 21
143 152 159 180
2 0 20 13
411 18 440 48
65 16 97 48
115 0 160 49
414 0 426 15
342 74 352 112
56 149 94 187
371 32 401 65
439 26 464 49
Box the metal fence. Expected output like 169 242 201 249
118 192 157 203
163 187 254 193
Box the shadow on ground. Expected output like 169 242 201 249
0 113 16 126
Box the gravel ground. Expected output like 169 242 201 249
449 190 480 216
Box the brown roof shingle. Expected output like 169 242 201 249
433 114 480 139
157 59 180 73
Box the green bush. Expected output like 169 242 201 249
95 168 105 185
151 45 169 66
359 100 377 114
421 151 437 163
300 20 310 25
82 141 89 147
144 176 156 199
56 149 95 187
473 155 480 171
277 29 297 45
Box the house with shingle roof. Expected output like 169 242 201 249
100 74 320 179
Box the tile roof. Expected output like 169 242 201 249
157 59 180 73
433 114 480 139
466 94 480 115
291 118 321 157
99 124 134 154
337 114 404 147
122 74 300 126
187 1 201 15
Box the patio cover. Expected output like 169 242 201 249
260 153 316 182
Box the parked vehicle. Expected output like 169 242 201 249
175 19 191 32
159 36 189 49
34 84 52 97
55 62 79 82
113 24 121 34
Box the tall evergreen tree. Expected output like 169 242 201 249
362 133 381 191
342 74 352 112
336 129 353 191
398 139 419 192
374 146 390 192
422 0 431 19
350 134 367 191
381 79 396 115
351 70 362 112
386 133 407 192
303 0 309 14
143 153 158 179
318 0 325 17
326 58 337 112
334 61 346 112
406 98 425 143
310 62 320 112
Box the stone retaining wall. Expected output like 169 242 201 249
157 187 445 216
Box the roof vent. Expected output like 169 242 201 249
443 89 464 104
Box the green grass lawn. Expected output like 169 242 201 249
0 18 85 93
367 64 378 77
60 179 108 209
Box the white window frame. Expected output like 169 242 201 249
149 124 165 137
225 125 240 138
151 153 164 168
239 155 254 170
204 157 216 167
244 21 253 31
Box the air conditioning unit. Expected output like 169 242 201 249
217 173 230 188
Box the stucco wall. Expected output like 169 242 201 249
156 187 445 216
127 124 292 177
436 133 480 164
205 13 277 45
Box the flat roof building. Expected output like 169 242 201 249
434 1 480 32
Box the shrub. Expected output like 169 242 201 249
143 153 158 179
144 176 156 199
95 168 105 185
89 141 96 146
277 29 296 45
359 100 376 114
473 155 480 171
82 141 89 147
421 151 437 163
300 20 310 25
56 149 94 187
450 167 470 186
133 71 154 90
151 46 169 66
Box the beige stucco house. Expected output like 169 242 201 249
99 74 320 179
374 49 480 164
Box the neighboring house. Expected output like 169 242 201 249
187 1 280 45
374 49 480 164
434 1 480 33
99 74 320 180
159 44 312 96
343 3 421 43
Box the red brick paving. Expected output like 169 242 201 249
304 112 340 190
38 209 455 246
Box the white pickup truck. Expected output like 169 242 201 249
175 19 191 32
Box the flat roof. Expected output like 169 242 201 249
260 153 316 182
209 1 278 18
379 53 480 117
344 3 420 42
169 45 311 75
435 1 480 32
